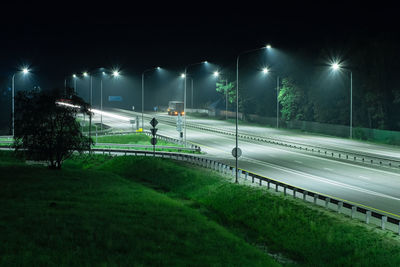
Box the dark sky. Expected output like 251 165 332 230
1 1 398 88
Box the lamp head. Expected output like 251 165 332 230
331 62 341 71
22 68 29 75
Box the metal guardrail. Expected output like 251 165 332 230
93 148 400 235
94 143 199 152
0 132 201 152
151 115 400 169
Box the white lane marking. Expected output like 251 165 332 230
243 157 400 202
295 160 303 164
110 109 400 179
359 175 371 180
324 167 333 171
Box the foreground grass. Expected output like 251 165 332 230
0 152 277 266
92 155 400 266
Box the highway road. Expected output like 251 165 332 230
91 108 400 217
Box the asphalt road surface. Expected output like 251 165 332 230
91 108 400 217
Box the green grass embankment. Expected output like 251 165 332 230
93 155 400 266
0 151 277 266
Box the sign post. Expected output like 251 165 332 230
176 114 183 144
150 117 158 156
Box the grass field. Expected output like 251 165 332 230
2 151 400 266
92 155 400 266
0 151 277 266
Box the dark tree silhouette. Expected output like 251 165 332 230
13 88 93 169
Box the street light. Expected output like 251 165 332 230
183 61 207 147
235 45 269 183
72 74 77 93
142 66 160 129
262 67 280 128
331 61 353 139
11 67 30 137
213 70 230 120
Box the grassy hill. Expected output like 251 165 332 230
0 151 277 266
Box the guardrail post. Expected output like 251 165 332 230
325 197 330 208
303 191 307 201
275 183 278 192
381 216 387 230
259 177 262 186
267 181 270 189
338 202 343 213
293 189 296 198
351 206 356 218
232 167 235 177
398 222 400 235
283 185 287 196
252 175 254 183
314 194 318 204
366 210 371 224
238 169 242 179
245 172 248 180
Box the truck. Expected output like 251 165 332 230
167 101 184 116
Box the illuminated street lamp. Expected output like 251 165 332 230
262 67 280 128
331 62 353 139
212 70 229 120
112 70 120 77
234 45 269 183
180 73 194 108
183 61 207 147
142 67 160 129
11 67 30 137
72 74 77 93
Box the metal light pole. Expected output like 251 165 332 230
11 74 15 137
11 68 30 137
72 74 77 94
190 78 194 108
183 61 206 147
141 67 160 129
100 76 103 131
350 71 353 139
235 46 268 183
263 67 280 128
331 63 353 139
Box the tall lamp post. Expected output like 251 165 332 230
213 71 229 120
262 67 280 128
11 67 30 137
183 61 207 147
331 62 353 139
72 74 77 93
235 45 269 183
141 66 160 129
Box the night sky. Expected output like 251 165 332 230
1 2 398 103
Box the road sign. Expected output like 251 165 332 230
151 137 157 145
232 147 242 158
151 128 158 136
150 117 158 128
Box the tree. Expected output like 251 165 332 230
216 79 236 104
13 88 93 169
278 78 307 121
